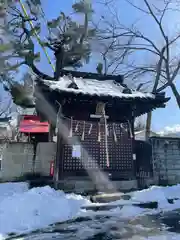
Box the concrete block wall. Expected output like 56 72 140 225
35 142 56 175
0 142 56 181
1 143 34 180
151 137 180 185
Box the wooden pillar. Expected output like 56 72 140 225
131 108 136 180
145 112 152 141
53 105 63 189
54 126 63 189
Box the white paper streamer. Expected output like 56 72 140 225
81 121 85 141
88 123 92 135
75 122 79 132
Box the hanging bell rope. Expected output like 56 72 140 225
102 104 109 167
127 120 133 139
113 123 117 142
97 102 109 167
106 124 109 136
81 121 86 141
98 122 101 142
68 117 73 137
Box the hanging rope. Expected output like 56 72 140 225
68 117 73 137
112 123 117 142
127 120 133 139
98 122 101 142
100 103 109 167
18 0 55 72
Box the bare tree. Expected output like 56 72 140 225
0 88 19 141
0 90 12 117
134 118 146 132
97 0 180 139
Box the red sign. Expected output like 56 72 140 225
19 115 49 133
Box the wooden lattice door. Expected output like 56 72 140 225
62 119 134 179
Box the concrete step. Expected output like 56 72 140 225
90 192 131 203
82 201 158 211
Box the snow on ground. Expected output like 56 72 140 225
0 183 90 238
0 182 28 201
130 184 180 213
1 183 180 238
143 233 180 239
82 184 180 219
129 233 180 239
112 185 180 218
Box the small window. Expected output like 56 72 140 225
72 145 81 158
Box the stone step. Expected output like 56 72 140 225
82 201 158 211
90 192 131 203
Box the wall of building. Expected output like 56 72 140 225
0 142 56 181
35 142 56 175
150 137 180 185
0 141 141 191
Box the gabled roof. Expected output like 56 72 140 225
41 76 155 100
36 72 170 117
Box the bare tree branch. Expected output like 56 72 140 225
143 0 167 40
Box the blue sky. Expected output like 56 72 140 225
24 0 180 132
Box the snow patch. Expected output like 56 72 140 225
43 76 154 99
85 185 180 220
0 183 90 237
0 182 28 201
2 183 180 238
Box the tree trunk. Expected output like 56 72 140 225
54 48 64 80
169 82 180 109
145 112 152 141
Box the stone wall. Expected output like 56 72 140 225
35 142 56 175
0 142 56 181
151 137 180 185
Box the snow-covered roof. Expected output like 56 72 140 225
42 76 155 100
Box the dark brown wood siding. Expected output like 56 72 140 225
59 119 134 180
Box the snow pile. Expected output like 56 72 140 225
0 183 90 237
144 233 180 239
128 233 180 239
131 184 180 201
121 185 180 217
0 182 28 201
2 182 180 238
89 184 180 220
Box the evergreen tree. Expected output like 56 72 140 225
0 0 95 107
